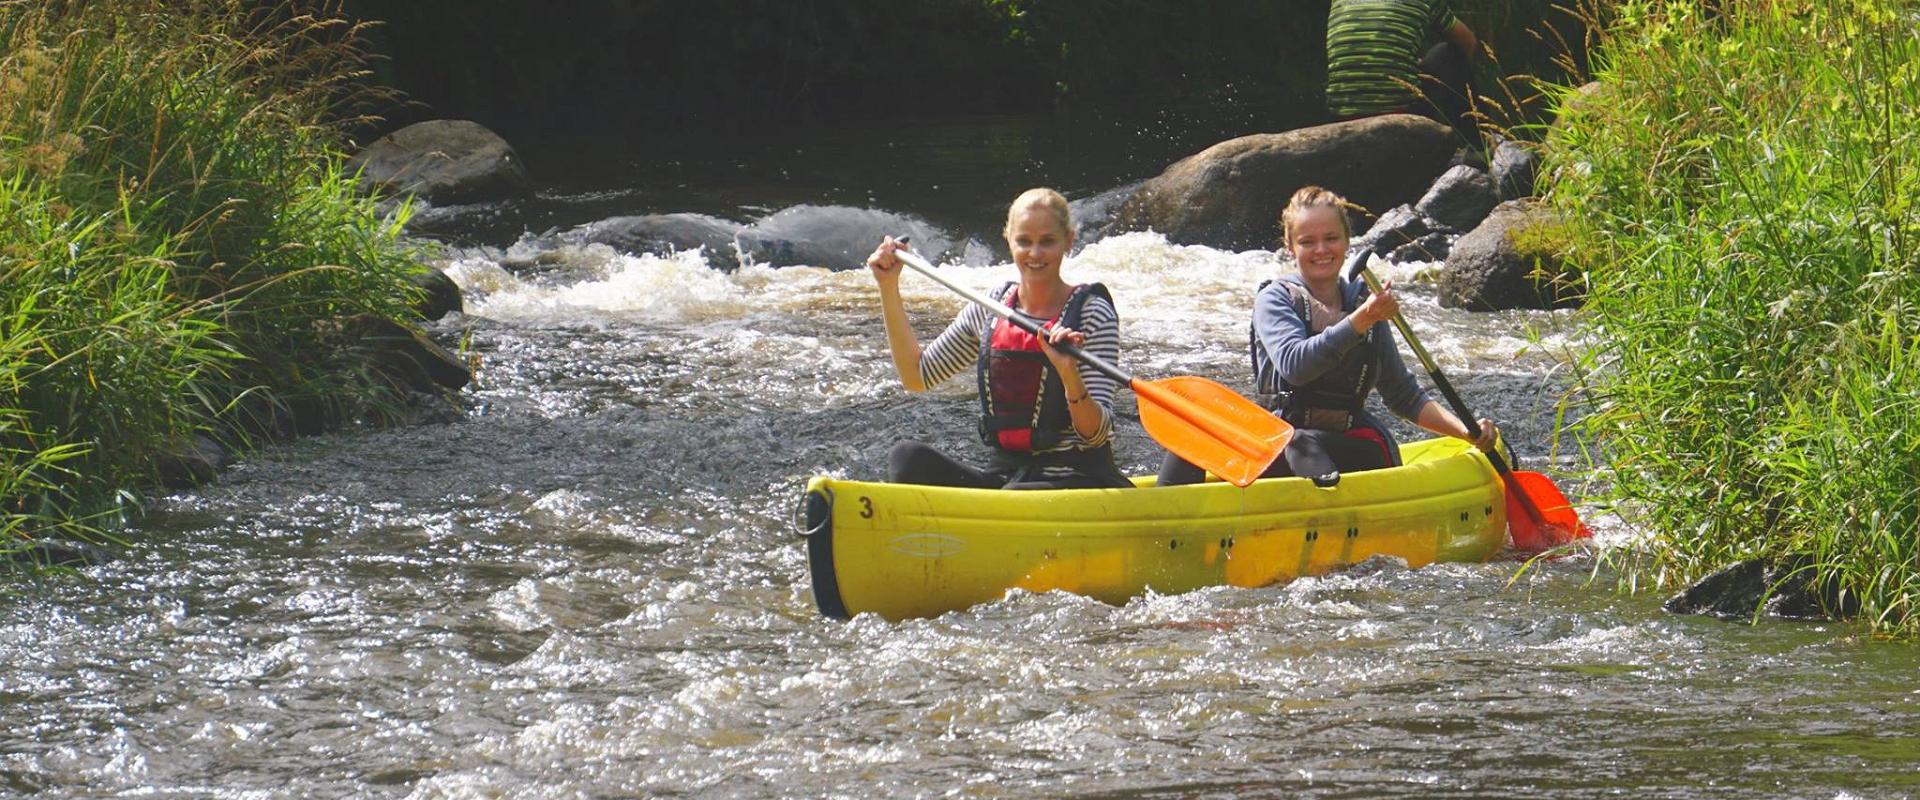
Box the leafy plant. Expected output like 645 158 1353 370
0 0 429 557
1548 0 1920 632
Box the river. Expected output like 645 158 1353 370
3 114 1915 798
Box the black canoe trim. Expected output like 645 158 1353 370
805 488 849 620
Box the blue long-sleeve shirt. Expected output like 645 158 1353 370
1252 274 1431 426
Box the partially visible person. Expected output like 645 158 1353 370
1156 185 1496 487
865 188 1131 490
1325 0 1480 150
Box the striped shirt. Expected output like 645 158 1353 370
1326 0 1459 117
917 284 1118 452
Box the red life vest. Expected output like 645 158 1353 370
976 283 1112 453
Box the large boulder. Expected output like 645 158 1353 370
1114 115 1455 251
349 120 531 203
1438 199 1583 311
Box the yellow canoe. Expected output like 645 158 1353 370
802 437 1508 620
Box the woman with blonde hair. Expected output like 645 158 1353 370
1157 185 1497 486
865 188 1130 489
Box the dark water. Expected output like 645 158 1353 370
4 116 1917 798
408 99 1293 251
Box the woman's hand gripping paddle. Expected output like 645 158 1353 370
1344 246 1588 552
891 247 1293 487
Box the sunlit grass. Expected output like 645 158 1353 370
0 0 430 556
1547 0 1920 632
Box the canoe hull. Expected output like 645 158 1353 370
804 437 1506 620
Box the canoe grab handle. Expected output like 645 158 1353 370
794 488 833 537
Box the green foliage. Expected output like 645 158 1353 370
1548 0 1920 632
0 0 427 555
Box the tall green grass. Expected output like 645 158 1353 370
1 0 428 553
1547 0 1920 632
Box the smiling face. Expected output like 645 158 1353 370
1005 203 1073 277
1287 204 1349 284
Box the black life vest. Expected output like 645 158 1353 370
976 282 1113 453
1249 278 1379 430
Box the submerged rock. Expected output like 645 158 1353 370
570 213 746 270
1114 115 1455 251
7 539 113 568
735 205 952 269
1664 557 1859 622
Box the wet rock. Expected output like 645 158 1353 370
1114 115 1455 251
1356 204 1432 251
1067 181 1143 245
736 205 952 269
155 433 227 489
1438 199 1583 311
1388 231 1453 264
570 213 746 270
7 539 112 568
348 120 531 203
347 314 472 393
1664 557 1859 622
1415 164 1499 232
1490 139 1540 201
410 266 463 321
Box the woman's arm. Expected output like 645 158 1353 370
1411 399 1496 448
868 237 928 391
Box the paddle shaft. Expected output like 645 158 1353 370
891 248 1132 386
1347 253 1553 525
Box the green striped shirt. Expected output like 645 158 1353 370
1326 0 1459 117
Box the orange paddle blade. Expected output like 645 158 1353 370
1504 469 1589 552
1133 375 1293 487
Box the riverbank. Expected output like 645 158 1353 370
0 2 448 555
1547 0 1920 633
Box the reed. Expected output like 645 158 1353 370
0 0 427 556
1546 0 1920 632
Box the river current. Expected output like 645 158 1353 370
3 117 1916 798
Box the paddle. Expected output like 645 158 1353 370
889 246 1293 487
1343 244 1589 552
